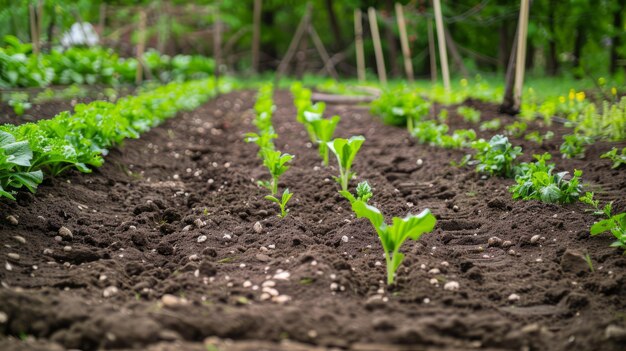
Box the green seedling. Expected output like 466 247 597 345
0 130 43 200
265 188 294 218
560 134 593 159
525 131 554 146
479 118 501 131
340 180 373 203
471 135 522 178
347 199 436 285
260 149 294 195
505 121 527 138
510 153 582 204
601 147 626 169
328 136 365 191
590 210 626 251
457 106 481 123
244 127 277 157
310 115 341 166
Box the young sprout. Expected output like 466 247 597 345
260 149 294 195
348 199 436 285
310 115 341 166
265 188 294 218
327 136 365 191
244 127 277 157
340 181 373 203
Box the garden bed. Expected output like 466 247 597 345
0 90 624 351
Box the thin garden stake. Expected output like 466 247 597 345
368 7 387 85
354 8 366 82
513 0 530 111
433 0 450 90
395 3 414 82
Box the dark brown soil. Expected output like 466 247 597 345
0 90 625 351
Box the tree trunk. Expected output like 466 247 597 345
324 0 344 51
610 0 624 74
500 26 519 115
262 9 277 70
498 23 509 72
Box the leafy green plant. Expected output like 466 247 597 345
479 118 501 131
244 127 277 158
601 147 626 169
371 89 430 128
328 136 365 191
260 149 294 195
7 92 31 116
590 209 626 250
505 121 528 138
471 135 522 178
510 153 582 204
310 116 341 166
440 129 477 149
345 198 436 285
524 131 554 145
0 130 43 200
457 106 481 124
560 134 593 159
265 188 294 218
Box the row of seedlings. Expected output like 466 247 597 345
245 84 294 217
291 82 438 285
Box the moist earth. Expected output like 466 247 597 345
0 91 625 351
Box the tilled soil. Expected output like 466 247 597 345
0 90 625 351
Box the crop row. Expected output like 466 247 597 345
370 88 626 251
0 78 228 200
245 83 438 285
0 35 214 88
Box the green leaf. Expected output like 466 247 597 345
590 219 614 236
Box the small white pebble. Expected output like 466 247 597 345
374 261 382 267
330 282 339 291
223 234 231 240
428 268 440 275
243 280 252 288
508 293 520 302
444 281 460 291
341 235 349 243
197 235 207 243
429 278 438 285
253 221 263 234
102 286 118 298
273 271 290 280
530 235 541 244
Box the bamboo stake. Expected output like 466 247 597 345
432 0 450 90
29 5 39 55
37 1 43 47
98 3 106 36
368 7 387 85
309 25 339 80
276 3 312 79
395 3 413 82
252 0 262 73
354 9 366 82
513 0 530 111
135 10 147 85
427 18 437 83
213 7 222 85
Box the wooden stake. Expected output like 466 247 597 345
37 1 43 47
395 3 413 82
135 10 147 85
368 7 387 85
513 0 530 111
98 3 107 36
354 9 366 82
213 7 222 84
432 0 450 90
252 0 262 73
29 5 39 55
427 18 437 83
309 25 339 80
276 3 312 79
499 26 519 115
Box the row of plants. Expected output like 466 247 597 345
370 89 625 252
0 35 215 88
290 83 437 285
245 84 294 218
0 78 227 200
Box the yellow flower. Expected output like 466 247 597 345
559 96 566 104
576 92 585 102
612 87 617 96
568 89 575 100
460 78 468 87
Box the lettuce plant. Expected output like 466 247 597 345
345 195 437 285
328 136 365 191
471 135 522 178
510 153 582 204
560 134 593 159
265 188 294 218
310 116 341 166
0 130 43 200
457 106 480 123
601 147 626 169
260 149 294 195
